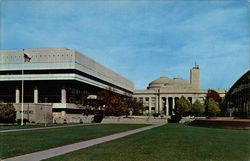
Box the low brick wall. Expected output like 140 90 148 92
52 114 168 124
189 118 250 129
102 116 168 124
206 117 235 120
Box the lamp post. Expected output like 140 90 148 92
44 97 48 127
102 105 106 118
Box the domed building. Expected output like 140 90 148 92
148 77 193 89
133 66 227 116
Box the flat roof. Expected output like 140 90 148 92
0 48 134 93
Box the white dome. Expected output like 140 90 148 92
148 77 192 89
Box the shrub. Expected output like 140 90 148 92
153 113 160 118
0 103 16 123
93 114 103 123
16 118 29 125
168 114 182 123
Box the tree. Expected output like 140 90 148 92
191 100 205 116
207 98 221 116
124 97 144 116
0 103 16 123
98 88 127 116
175 96 191 117
205 90 222 104
98 87 144 116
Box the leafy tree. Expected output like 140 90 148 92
205 89 222 104
175 96 191 117
191 100 205 116
98 87 144 116
207 98 221 116
0 103 16 123
124 97 144 116
98 88 127 116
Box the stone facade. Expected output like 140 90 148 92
13 103 53 123
133 66 227 116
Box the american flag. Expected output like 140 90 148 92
24 53 31 62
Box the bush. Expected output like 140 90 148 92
0 103 16 123
16 118 29 125
168 114 182 123
153 113 160 118
92 114 103 123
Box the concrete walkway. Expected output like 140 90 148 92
2 123 164 161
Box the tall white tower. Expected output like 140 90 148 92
190 64 200 89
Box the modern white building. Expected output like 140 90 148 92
133 66 227 116
0 48 228 122
0 48 133 123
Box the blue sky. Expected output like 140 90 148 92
1 0 249 90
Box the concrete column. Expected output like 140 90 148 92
173 98 175 110
61 87 66 103
149 97 152 114
34 86 38 103
15 86 20 103
159 96 163 113
166 97 169 116
142 97 145 103
155 95 159 113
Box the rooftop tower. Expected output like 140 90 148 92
190 63 200 89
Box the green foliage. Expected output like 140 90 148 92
175 96 191 116
92 114 103 123
191 100 205 116
207 98 221 116
0 103 16 123
152 113 160 118
168 114 182 123
16 118 29 125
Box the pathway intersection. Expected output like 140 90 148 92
2 123 165 161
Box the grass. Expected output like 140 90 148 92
0 124 148 159
0 123 86 131
0 124 65 130
45 124 250 161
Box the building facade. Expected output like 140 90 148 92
133 66 227 116
223 70 250 118
0 48 133 123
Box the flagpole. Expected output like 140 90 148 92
21 49 24 126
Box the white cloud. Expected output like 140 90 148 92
1 0 249 90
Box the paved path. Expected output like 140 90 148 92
2 123 164 161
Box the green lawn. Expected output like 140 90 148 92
0 124 60 130
0 124 148 159
0 123 84 130
45 124 250 161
